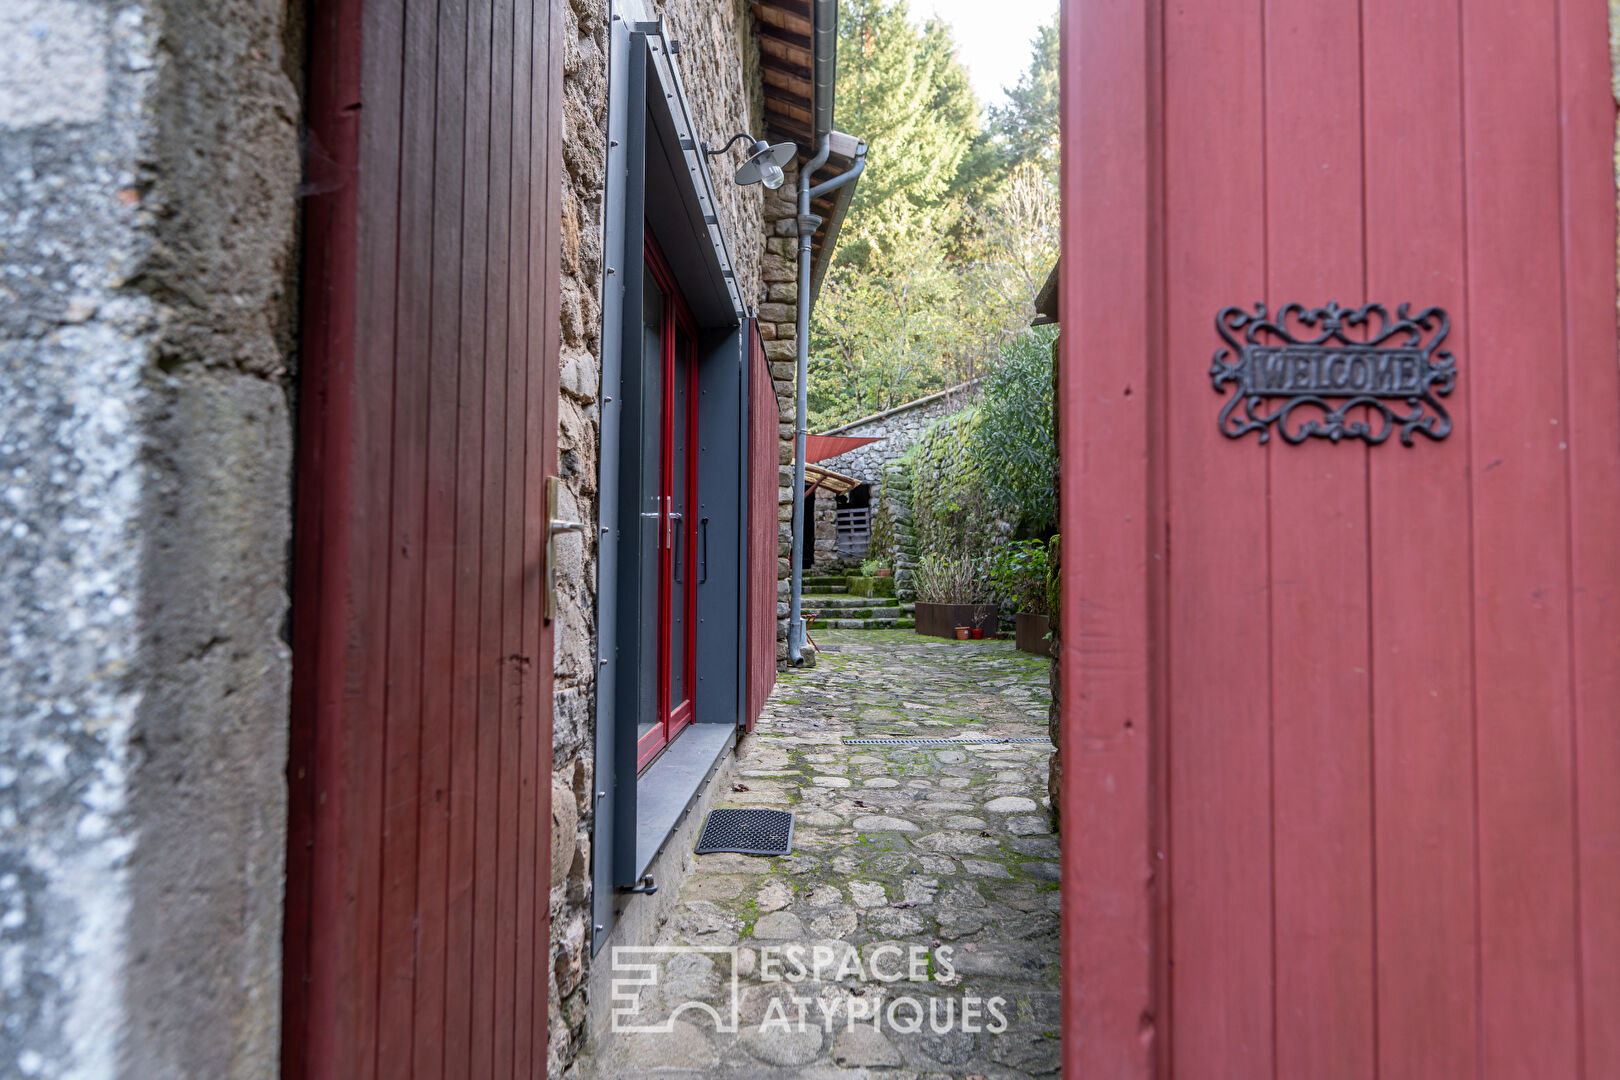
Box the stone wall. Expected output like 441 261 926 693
814 381 980 484
0 0 301 1074
759 179 803 660
552 0 771 1070
810 490 841 569
871 461 920 602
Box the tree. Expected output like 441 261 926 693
808 214 960 426
987 16 1060 183
832 0 980 267
946 161 1060 376
807 1 1061 430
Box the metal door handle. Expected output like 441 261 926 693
700 517 709 584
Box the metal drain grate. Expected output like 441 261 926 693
694 808 795 856
841 736 1051 747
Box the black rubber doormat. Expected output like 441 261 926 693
694 808 795 856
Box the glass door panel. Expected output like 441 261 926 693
636 239 699 770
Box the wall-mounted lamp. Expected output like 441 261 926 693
704 132 796 190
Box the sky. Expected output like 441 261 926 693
908 0 1058 110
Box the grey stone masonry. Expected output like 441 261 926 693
873 461 920 603
0 0 302 1075
760 176 801 663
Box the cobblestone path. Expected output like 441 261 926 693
591 629 1059 1079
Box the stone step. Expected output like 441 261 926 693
800 595 916 616
820 617 916 630
808 606 906 621
802 594 886 609
802 575 849 589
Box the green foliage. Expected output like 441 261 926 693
858 555 888 577
899 327 1056 594
976 324 1058 535
983 538 1051 615
807 1 1061 431
904 407 994 559
834 0 980 267
987 16 1061 184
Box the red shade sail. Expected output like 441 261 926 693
803 434 881 463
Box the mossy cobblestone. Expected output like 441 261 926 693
587 629 1058 1079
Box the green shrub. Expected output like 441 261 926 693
984 538 1051 615
975 326 1057 537
912 552 990 605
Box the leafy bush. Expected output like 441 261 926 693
901 325 1057 571
983 538 1050 615
859 556 889 577
911 553 988 605
975 325 1057 537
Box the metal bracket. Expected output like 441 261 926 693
547 476 586 622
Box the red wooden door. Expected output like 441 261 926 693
746 322 778 730
283 0 564 1076
1058 0 1620 1076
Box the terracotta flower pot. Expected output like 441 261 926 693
971 627 985 639
876 568 892 578
954 626 970 640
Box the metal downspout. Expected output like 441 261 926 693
788 134 832 664
788 137 867 663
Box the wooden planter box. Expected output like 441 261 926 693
1015 612 1053 656
914 602 999 640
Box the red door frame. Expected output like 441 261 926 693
636 234 700 770
1058 0 1620 1075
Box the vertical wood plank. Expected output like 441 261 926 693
530 2 564 1071
1160 0 1273 1072
343 5 408 1078
489 0 521 1075
284 0 364 1074
531 0 563 1068
1360 1 1481 1075
1261 1 1375 1075
1556 0 1620 1072
411 0 470 1073
1460 1 1581 1073
376 0 439 1071
471 0 514 1068
445 0 493 1068
500 0 534 1072
1057 0 1156 1073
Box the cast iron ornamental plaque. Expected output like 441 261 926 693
1210 301 1456 445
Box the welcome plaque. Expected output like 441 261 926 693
1210 301 1456 445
